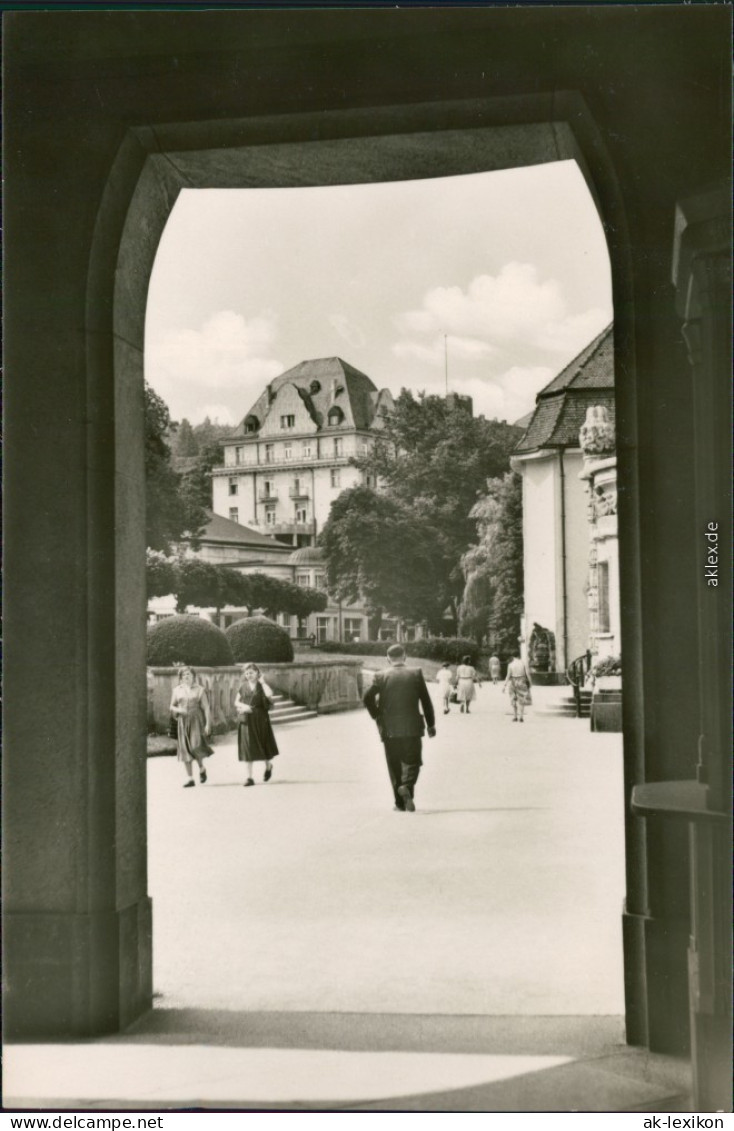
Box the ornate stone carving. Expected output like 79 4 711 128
594 482 617 517
579 405 615 456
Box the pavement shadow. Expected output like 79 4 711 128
117 1009 624 1055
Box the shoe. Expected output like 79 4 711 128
183 780 195 788
519 718 524 723
398 785 415 812
393 804 406 812
443 708 450 714
244 778 255 787
512 717 518 722
200 769 207 784
263 766 272 782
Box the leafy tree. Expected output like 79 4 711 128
144 384 207 551
172 418 199 458
460 471 524 654
352 391 521 623
145 553 326 620
319 486 448 633
146 549 178 599
180 439 225 511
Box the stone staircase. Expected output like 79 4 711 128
269 692 318 725
535 687 593 720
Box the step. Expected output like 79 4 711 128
271 709 319 725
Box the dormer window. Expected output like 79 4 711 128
280 414 295 429
244 415 259 434
328 406 345 426
309 380 321 395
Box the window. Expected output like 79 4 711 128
264 443 274 464
284 442 292 460
228 478 238 495
295 506 308 524
328 406 344 426
280 414 295 429
265 507 276 526
245 415 259 434
314 572 327 591
316 616 330 644
330 469 341 488
235 446 245 465
296 572 310 587
597 561 611 633
334 437 343 457
263 479 275 498
302 440 312 458
344 618 362 641
363 473 376 489
229 507 239 523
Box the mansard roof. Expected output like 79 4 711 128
227 357 389 438
514 324 615 454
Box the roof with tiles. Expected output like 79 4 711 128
226 357 387 439
514 324 615 454
199 512 292 551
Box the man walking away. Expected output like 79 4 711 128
363 644 436 812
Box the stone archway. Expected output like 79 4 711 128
102 93 633 1034
5 18 729 1099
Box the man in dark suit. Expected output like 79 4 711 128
363 643 436 812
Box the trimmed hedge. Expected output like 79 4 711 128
311 636 480 665
225 615 294 663
147 615 234 666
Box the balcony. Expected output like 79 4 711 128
267 520 316 536
289 486 310 500
258 488 279 502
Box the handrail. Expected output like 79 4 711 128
566 650 592 717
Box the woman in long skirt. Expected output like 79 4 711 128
236 662 280 786
455 655 478 714
504 652 532 721
170 666 213 787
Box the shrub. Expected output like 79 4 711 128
225 615 294 663
310 636 480 665
591 654 622 679
147 614 234 666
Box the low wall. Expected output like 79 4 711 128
147 661 364 733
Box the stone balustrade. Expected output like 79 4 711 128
147 660 364 733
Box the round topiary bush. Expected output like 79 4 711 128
147 615 235 667
225 615 294 663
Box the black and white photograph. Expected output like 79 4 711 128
2 5 731 1119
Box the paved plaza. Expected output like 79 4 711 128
5 684 693 1111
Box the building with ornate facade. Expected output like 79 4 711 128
211 357 394 547
512 323 616 675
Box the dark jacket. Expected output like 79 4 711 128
363 664 436 738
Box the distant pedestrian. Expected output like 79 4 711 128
236 663 279 786
489 654 501 685
504 652 532 722
455 655 479 714
363 644 436 812
170 666 213 788
435 662 455 714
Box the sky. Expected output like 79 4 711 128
145 159 612 428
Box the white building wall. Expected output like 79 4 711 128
213 429 373 540
560 450 591 667
521 455 558 644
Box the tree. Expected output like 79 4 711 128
180 439 225 511
144 554 327 620
144 384 207 551
172 418 199 458
352 390 521 623
319 486 448 632
460 472 524 654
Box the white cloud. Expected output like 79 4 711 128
392 334 495 366
329 314 366 349
394 262 611 360
147 310 282 391
441 366 554 425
